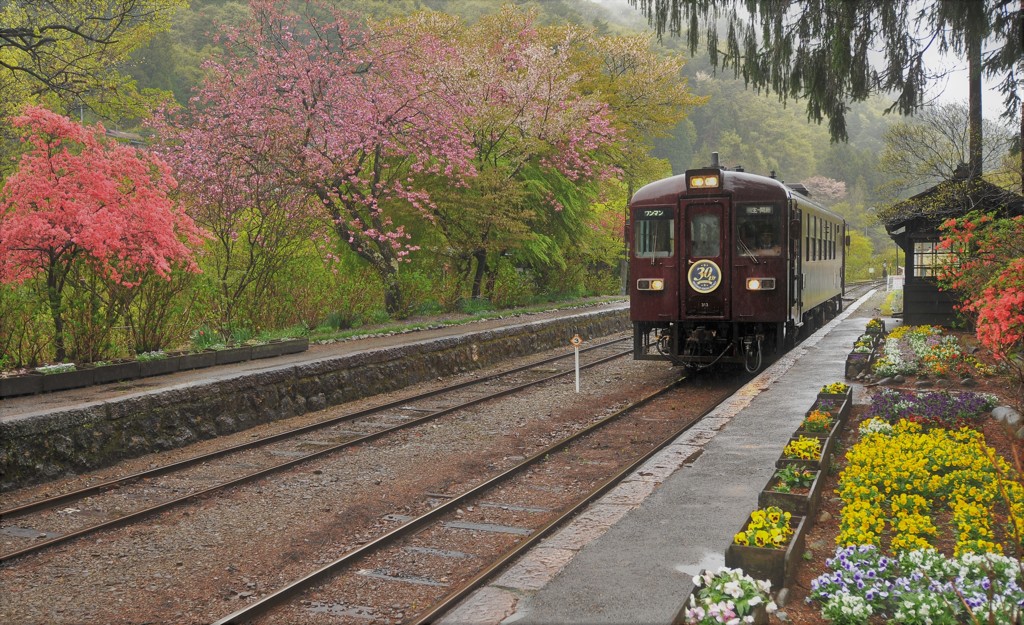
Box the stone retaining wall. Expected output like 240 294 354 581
0 308 630 492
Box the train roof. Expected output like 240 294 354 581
630 168 842 220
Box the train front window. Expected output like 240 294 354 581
634 209 674 258
689 213 720 257
737 204 781 256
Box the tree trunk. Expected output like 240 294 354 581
46 264 67 362
968 1 984 177
471 249 487 300
382 272 404 318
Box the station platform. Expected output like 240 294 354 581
437 289 886 625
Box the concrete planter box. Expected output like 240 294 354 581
725 515 807 590
250 338 306 360
674 570 770 625
816 388 853 425
178 351 217 371
41 368 96 392
213 346 252 365
794 414 841 440
758 469 825 519
93 361 141 385
278 337 308 355
865 320 886 336
777 433 835 473
0 373 44 398
138 356 180 377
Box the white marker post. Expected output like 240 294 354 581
570 334 582 392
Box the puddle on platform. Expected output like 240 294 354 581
675 551 724 577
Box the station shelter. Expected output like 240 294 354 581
884 166 1024 327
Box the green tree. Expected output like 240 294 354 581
626 0 1022 178
0 0 184 121
844 230 876 282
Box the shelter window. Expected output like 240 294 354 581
913 239 951 278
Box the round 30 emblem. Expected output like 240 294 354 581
687 259 722 293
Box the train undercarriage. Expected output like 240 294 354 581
633 296 842 373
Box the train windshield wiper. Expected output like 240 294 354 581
737 238 760 264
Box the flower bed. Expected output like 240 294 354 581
868 387 998 430
784 320 1024 623
797 402 1024 622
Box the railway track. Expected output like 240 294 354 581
202 289 879 624
0 337 633 564
207 373 743 625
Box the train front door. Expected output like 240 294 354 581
788 206 803 345
683 202 728 318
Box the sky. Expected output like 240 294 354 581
927 50 1011 122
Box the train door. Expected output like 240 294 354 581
789 204 803 341
683 201 728 318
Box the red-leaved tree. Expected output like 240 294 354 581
0 106 203 361
939 212 1024 401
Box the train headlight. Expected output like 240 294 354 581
746 278 776 291
636 279 665 291
689 174 720 189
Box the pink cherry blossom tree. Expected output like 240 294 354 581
0 105 203 361
403 7 621 299
160 0 474 317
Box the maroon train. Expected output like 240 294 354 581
627 154 846 371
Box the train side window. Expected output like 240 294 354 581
634 215 674 258
816 218 822 260
812 216 818 261
805 219 811 262
690 213 720 257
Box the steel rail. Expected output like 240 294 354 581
0 342 632 564
210 374 694 625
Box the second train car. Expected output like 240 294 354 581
627 153 846 372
